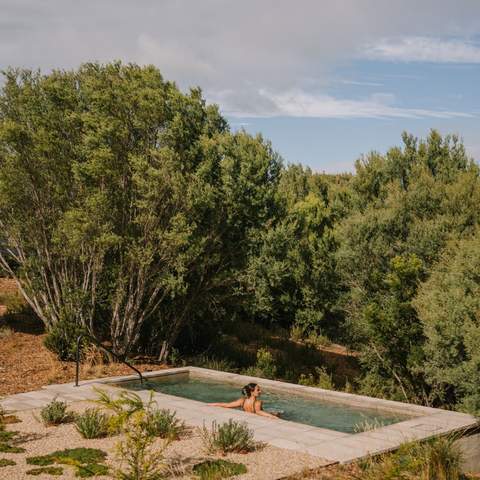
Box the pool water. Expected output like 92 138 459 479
120 376 410 433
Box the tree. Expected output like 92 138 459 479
414 234 480 414
0 62 281 358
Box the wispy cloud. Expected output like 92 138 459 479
220 89 473 119
340 79 384 87
362 36 480 63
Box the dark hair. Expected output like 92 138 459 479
242 383 258 397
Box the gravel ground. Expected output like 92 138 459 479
0 401 330 479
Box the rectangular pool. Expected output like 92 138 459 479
116 374 411 433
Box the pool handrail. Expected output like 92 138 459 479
74 333 144 387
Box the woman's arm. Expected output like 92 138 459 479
255 400 279 419
208 398 244 409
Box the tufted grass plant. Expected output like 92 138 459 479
75 408 110 439
200 420 256 454
39 398 72 426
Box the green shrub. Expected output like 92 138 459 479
298 366 334 390
75 408 110 439
76 463 109 478
242 348 277 379
26 466 64 476
358 437 462 480
0 458 16 467
40 398 71 426
43 319 86 361
114 412 167 480
200 420 256 454
193 459 247 479
191 354 236 373
145 409 187 440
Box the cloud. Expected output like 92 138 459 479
220 89 474 119
362 37 480 63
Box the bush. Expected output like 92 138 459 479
192 459 247 479
191 354 236 373
39 399 71 426
145 409 187 440
200 420 256 454
75 409 110 439
358 437 462 480
242 348 277 379
114 412 168 480
298 366 334 390
43 319 86 361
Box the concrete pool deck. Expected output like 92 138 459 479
1 366 479 471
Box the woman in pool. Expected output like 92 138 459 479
208 383 279 419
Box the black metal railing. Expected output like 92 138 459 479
75 333 144 387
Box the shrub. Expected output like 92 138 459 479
145 409 187 440
242 348 277 379
75 408 110 439
200 420 256 454
192 459 247 479
39 398 71 426
43 319 86 361
358 437 462 480
0 458 16 467
298 366 334 390
191 354 236 373
114 412 168 480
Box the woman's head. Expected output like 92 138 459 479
242 383 261 398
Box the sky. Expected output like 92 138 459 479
1 0 479 172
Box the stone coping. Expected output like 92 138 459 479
1 366 479 465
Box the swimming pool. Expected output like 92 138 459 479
116 374 410 433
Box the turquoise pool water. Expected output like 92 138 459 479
119 375 410 433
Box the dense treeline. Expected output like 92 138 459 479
1 63 479 415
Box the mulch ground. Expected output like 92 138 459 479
0 327 164 396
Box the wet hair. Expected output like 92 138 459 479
242 383 258 398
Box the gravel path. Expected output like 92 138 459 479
0 401 330 479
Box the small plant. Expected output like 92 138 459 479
0 458 16 467
353 417 386 433
40 398 71 425
75 408 110 439
0 428 25 453
191 354 236 373
145 408 187 440
298 366 334 390
242 348 277 379
114 411 168 480
192 459 247 479
43 319 86 361
357 436 462 480
200 420 256 454
26 466 64 476
27 448 108 478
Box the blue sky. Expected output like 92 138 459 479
230 59 480 172
1 0 479 172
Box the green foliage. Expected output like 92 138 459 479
414 235 480 414
40 398 72 426
190 354 236 373
75 408 110 439
114 411 167 480
144 409 187 440
242 347 277 379
26 466 64 476
298 366 334 390
192 459 247 479
27 448 108 478
200 420 256 454
357 437 462 480
0 458 16 467
43 319 86 361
